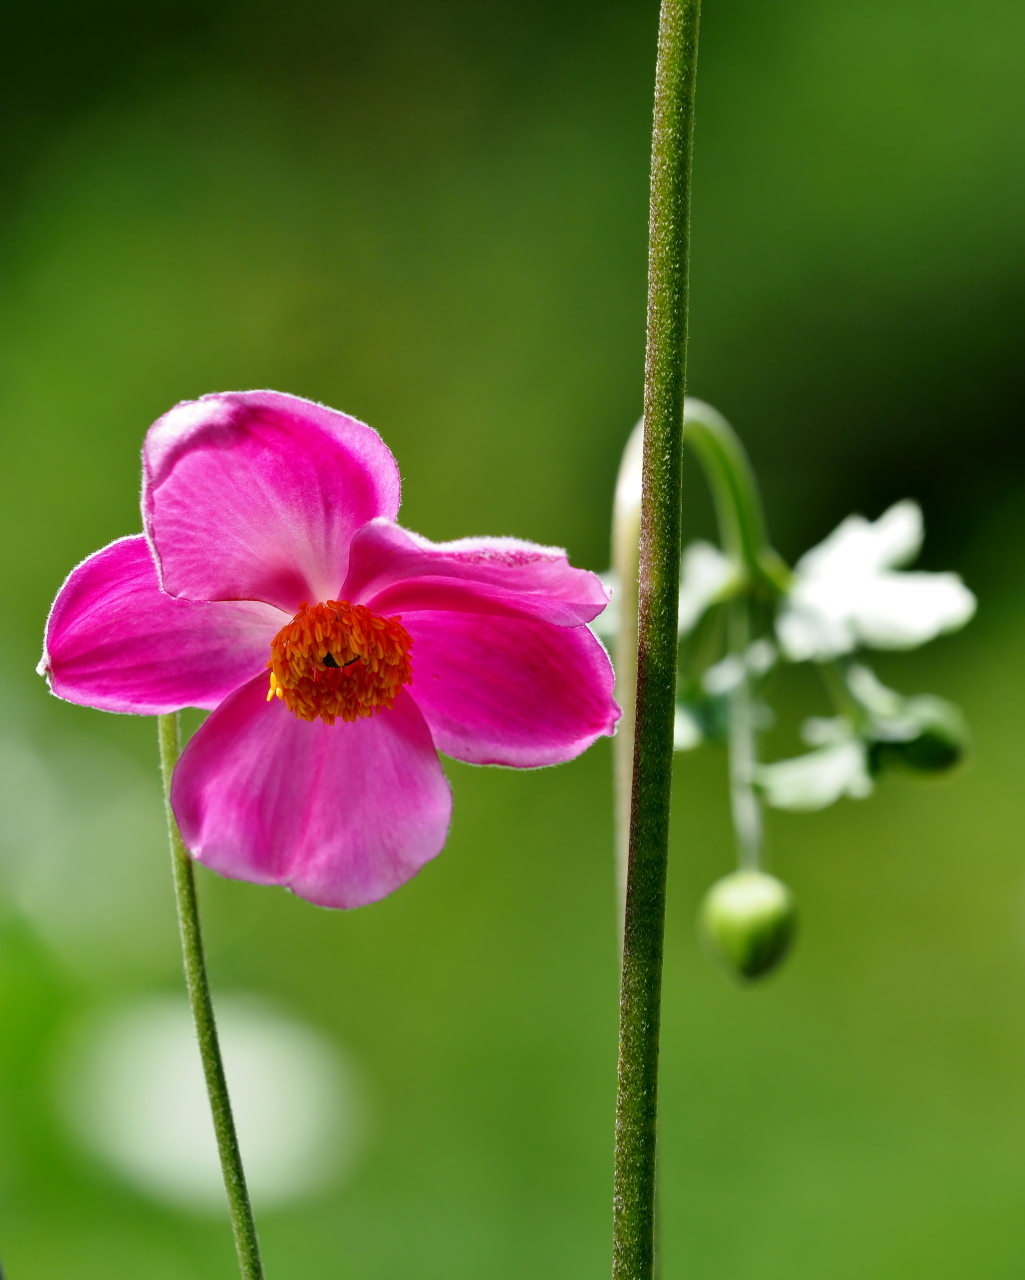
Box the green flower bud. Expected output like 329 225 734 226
869 695 968 776
699 870 796 982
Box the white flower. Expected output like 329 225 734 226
57 996 363 1210
702 640 777 695
777 500 976 662
677 541 733 634
756 740 873 811
756 717 873 811
674 705 703 750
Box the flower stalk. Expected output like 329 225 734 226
680 400 789 593
725 599 762 871
611 422 644 921
612 2 702 1278
612 400 784 919
157 713 264 1280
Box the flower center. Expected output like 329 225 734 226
267 600 413 725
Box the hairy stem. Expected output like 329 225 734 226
612 2 702 1278
157 714 265 1280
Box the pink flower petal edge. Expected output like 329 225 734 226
171 679 452 909
343 519 611 626
143 390 402 613
40 536 285 714
400 609 619 766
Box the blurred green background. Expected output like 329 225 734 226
3 0 1023 1275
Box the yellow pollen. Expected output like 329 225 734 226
267 600 413 725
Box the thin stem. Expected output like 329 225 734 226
612 2 701 1279
157 714 265 1280
725 601 763 871
681 399 790 592
819 659 874 730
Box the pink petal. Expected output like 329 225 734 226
171 679 452 909
401 610 619 766
39 536 285 714
342 520 611 626
143 391 402 612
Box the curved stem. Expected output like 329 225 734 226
682 399 789 592
612 2 701 1277
819 659 864 725
157 714 265 1280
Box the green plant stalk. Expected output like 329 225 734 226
612 401 784 923
681 400 790 592
819 659 867 727
157 714 265 1280
612 2 702 1278
725 600 763 870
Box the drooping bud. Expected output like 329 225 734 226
699 870 796 982
869 694 968 776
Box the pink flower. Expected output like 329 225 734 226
39 391 619 908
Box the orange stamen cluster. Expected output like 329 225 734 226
267 600 413 725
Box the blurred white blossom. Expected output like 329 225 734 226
673 705 704 750
702 640 777 696
755 721 873 811
776 500 976 661
56 996 366 1212
677 541 733 633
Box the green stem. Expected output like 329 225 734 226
612 2 701 1278
819 660 863 725
725 600 762 871
682 399 789 592
612 401 785 921
157 714 265 1280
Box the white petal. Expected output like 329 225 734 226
673 705 703 750
678 541 732 634
796 500 924 579
778 499 974 661
865 500 925 568
801 715 852 747
845 663 901 713
756 741 873 811
746 639 778 677
703 654 743 696
57 996 362 1210
849 571 977 649
703 641 780 692
777 585 859 661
